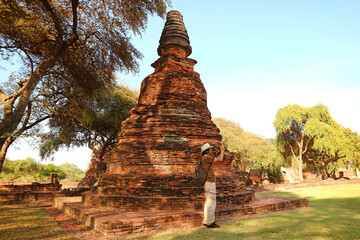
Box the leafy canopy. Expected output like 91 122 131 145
0 0 170 173
213 118 283 173
40 85 138 160
0 158 84 182
42 164 67 180
274 103 360 178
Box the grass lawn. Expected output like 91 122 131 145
0 184 359 239
140 184 360 240
0 205 74 240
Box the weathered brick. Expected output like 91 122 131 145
82 10 253 211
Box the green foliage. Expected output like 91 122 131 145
42 164 67 181
58 163 84 182
40 85 138 161
0 0 170 88
213 118 284 182
274 103 360 179
342 127 360 170
0 158 84 182
212 118 244 158
0 0 170 173
0 158 45 181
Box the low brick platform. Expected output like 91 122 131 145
0 183 89 205
54 195 308 237
0 183 63 205
0 191 62 205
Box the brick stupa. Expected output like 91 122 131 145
82 10 254 211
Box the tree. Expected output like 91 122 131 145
213 118 283 182
0 157 45 181
58 163 84 182
306 125 360 179
344 128 360 172
40 85 138 184
212 118 245 163
43 163 67 180
0 0 170 173
274 104 360 180
274 104 311 181
0 158 85 182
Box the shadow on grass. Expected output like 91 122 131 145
0 205 73 240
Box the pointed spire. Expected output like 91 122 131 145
157 10 192 57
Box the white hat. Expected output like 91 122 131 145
201 143 213 153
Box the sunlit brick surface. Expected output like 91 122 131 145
82 10 253 211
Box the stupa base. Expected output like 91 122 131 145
82 190 255 211
54 195 309 237
81 174 254 211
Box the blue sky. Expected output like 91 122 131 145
123 0 360 138
3 0 360 170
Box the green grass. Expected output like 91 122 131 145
139 184 360 240
0 205 74 240
1 185 359 239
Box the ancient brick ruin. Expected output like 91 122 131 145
0 180 62 205
82 10 254 211
53 11 310 237
77 154 97 188
0 173 89 205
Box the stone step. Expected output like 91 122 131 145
216 195 309 220
99 174 243 188
82 191 255 211
96 184 246 197
54 195 308 237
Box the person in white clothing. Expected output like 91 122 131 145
200 143 225 228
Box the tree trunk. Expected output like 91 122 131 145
298 130 305 181
0 55 61 172
319 157 331 180
298 155 304 181
320 166 329 180
0 148 6 174
0 135 15 173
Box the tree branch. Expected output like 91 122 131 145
21 102 32 131
18 48 34 76
87 131 94 150
6 89 23 102
39 0 64 48
290 138 301 149
24 115 51 131
329 155 346 163
289 144 300 165
303 138 311 155
71 0 79 35
17 78 29 88
99 130 118 158
10 104 50 144
0 89 7 103
0 135 16 160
